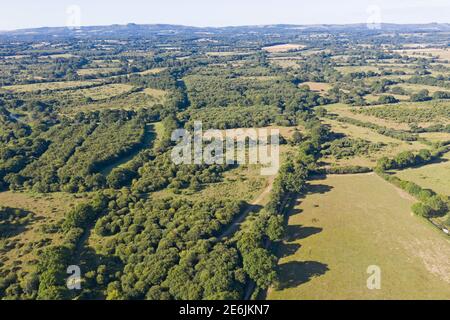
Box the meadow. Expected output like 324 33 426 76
268 174 450 300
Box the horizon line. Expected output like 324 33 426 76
2 21 450 33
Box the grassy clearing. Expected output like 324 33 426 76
268 174 450 300
395 48 450 60
77 67 122 76
394 83 450 95
143 88 167 100
1 81 97 93
79 84 134 100
138 68 167 75
395 152 450 197
66 91 164 114
263 44 305 53
355 100 450 126
335 66 380 74
0 191 85 271
321 118 428 167
323 103 411 130
301 82 331 94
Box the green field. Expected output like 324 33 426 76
268 174 450 300
395 152 450 196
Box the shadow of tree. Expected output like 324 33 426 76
277 242 302 258
277 261 329 290
284 225 323 242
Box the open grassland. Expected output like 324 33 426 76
355 100 450 126
395 48 450 61
1 80 97 93
395 152 450 197
138 67 167 75
79 84 134 100
263 44 306 53
77 67 122 76
324 103 411 130
0 192 86 272
65 90 165 114
393 83 450 95
301 82 331 94
321 118 428 167
335 65 380 74
268 174 450 300
418 132 450 143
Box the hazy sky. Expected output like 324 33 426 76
0 0 449 30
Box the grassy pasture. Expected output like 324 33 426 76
1 80 97 93
395 48 450 61
395 152 450 197
393 83 450 95
138 68 167 75
77 67 122 76
321 118 428 167
355 100 450 126
263 44 305 53
268 174 450 300
301 82 331 94
79 83 134 100
0 192 85 272
335 66 380 74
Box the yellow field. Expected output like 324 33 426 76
268 174 450 300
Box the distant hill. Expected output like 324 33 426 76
1 23 450 40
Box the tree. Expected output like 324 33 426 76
243 249 277 289
412 203 433 218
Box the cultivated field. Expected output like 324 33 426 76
268 174 450 300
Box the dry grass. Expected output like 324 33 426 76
77 67 121 76
1 81 97 93
301 82 331 93
79 84 134 100
0 192 85 272
263 44 306 53
268 174 450 300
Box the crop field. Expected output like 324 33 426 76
268 174 450 300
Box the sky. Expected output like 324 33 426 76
0 0 449 30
